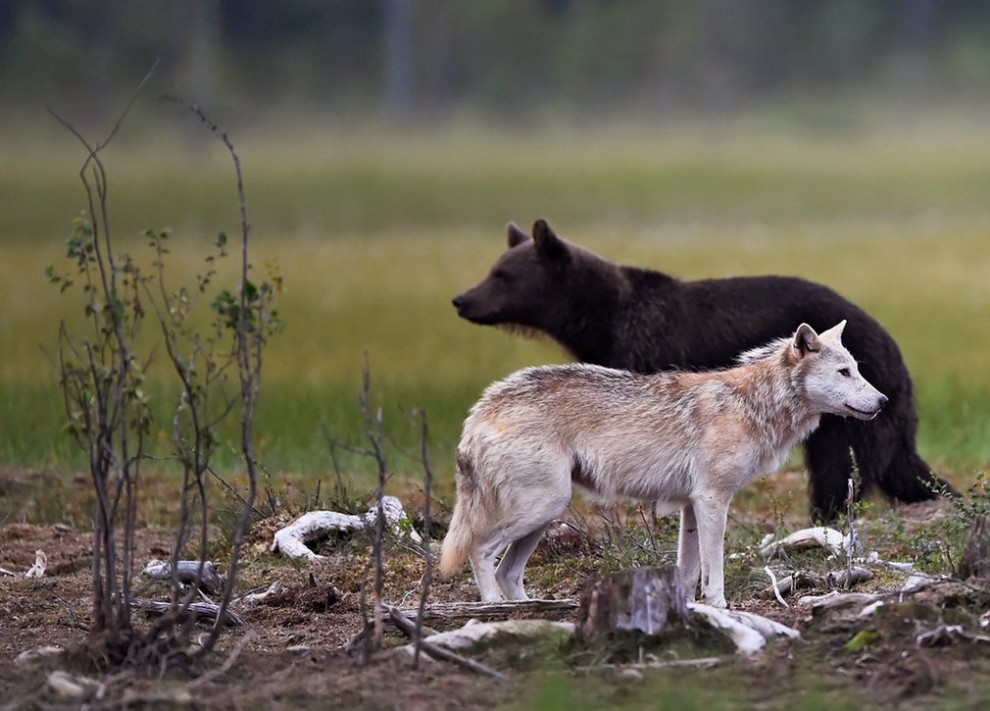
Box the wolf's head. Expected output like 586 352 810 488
789 321 888 420
452 220 617 332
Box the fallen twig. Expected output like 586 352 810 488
761 527 846 558
764 566 789 608
827 565 873 589
271 495 420 560
396 598 579 622
688 603 800 655
24 550 47 578
386 606 508 681
233 580 284 606
576 656 724 672
143 559 223 594
917 623 990 648
129 598 244 627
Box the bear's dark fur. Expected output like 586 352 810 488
452 219 952 522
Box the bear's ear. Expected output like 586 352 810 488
506 222 531 248
792 323 822 357
532 219 569 261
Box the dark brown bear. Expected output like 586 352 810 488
452 219 951 522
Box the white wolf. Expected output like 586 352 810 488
439 321 887 606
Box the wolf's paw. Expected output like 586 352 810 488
704 596 728 608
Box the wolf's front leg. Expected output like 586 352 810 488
676 503 701 600
693 494 730 608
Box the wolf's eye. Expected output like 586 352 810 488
838 367 851 377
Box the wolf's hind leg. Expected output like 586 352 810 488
676 503 701 600
468 551 503 602
495 522 553 600
471 516 552 602
469 528 513 602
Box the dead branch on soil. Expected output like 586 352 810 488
760 526 847 558
397 599 580 622
764 565 789 607
270 496 418 560
143 560 222 595
386 606 508 681
574 656 724 672
130 597 244 627
233 580 284 606
1 550 48 579
916 623 990 648
763 565 873 600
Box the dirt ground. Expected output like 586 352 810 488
2 467 990 709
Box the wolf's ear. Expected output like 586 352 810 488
532 219 568 261
507 222 530 248
792 323 822 357
819 319 847 342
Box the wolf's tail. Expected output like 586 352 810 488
439 452 496 578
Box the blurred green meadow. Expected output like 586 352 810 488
2 107 989 495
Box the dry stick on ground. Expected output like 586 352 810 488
397 599 580 622
412 409 434 670
846 476 856 588
386 606 508 682
129 598 244 627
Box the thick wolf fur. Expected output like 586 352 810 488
452 220 954 522
440 322 887 606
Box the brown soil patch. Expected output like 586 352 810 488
1 467 987 708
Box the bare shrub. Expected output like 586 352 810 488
46 89 280 665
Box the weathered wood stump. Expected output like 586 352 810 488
574 566 799 658
960 515 990 579
576 566 694 650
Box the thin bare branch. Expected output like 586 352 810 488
412 408 434 669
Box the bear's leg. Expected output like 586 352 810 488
877 442 957 502
804 416 870 523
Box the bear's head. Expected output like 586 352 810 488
452 219 575 329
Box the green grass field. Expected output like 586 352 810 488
2 107 989 495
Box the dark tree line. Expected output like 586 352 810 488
3 0 990 121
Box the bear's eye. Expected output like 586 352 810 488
838 367 851 377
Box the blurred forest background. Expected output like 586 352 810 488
4 0 990 122
2 0 989 491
